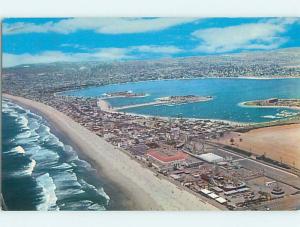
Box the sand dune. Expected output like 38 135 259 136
4 94 219 211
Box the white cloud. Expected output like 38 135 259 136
2 45 182 67
192 18 298 53
133 45 182 54
2 48 130 67
3 18 198 35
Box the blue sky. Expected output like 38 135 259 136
2 17 300 67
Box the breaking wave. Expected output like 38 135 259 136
2 100 109 211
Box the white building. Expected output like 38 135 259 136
199 153 224 163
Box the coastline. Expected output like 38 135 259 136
3 94 220 211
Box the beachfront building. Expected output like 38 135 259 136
146 149 188 167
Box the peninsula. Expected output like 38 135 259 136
241 98 300 110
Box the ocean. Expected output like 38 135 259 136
62 78 300 123
1 100 110 211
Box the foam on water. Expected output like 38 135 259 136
2 100 109 211
25 159 37 176
7 156 37 178
36 173 59 211
52 163 73 170
96 187 110 203
64 145 79 162
17 116 29 129
28 117 41 131
5 146 25 155
15 146 26 154
60 200 105 210
79 179 110 206
15 130 32 139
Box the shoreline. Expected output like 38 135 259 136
3 94 220 211
54 76 300 97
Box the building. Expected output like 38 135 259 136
199 153 224 163
147 149 188 165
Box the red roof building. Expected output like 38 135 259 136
147 149 188 164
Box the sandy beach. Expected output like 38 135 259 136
216 123 300 169
4 94 219 211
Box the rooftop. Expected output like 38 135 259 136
147 149 188 164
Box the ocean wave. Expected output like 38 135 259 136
15 145 26 154
3 100 108 211
3 104 20 117
46 134 64 147
53 171 82 188
36 125 51 140
31 148 60 167
60 200 105 211
9 158 36 177
15 130 32 139
64 145 79 162
27 111 43 121
79 179 110 205
87 203 106 210
36 173 59 211
96 187 110 204
5 146 25 155
35 126 64 147
2 101 9 109
25 159 37 176
28 117 41 131
23 145 41 156
52 163 73 170
16 115 29 129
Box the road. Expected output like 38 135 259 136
208 142 300 189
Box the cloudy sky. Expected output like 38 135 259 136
2 17 300 67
